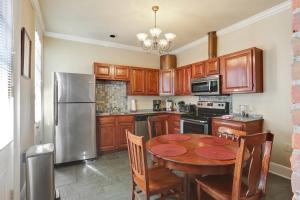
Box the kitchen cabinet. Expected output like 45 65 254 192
205 58 219 75
160 69 174 95
183 66 192 95
145 69 159 95
127 67 146 95
191 61 206 78
175 66 192 96
174 68 184 95
97 115 135 153
94 63 129 81
220 47 263 94
97 116 116 152
114 65 130 80
211 118 263 136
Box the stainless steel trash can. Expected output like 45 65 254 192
26 143 55 200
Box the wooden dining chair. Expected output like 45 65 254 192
126 130 184 200
147 115 169 139
217 126 247 141
196 132 274 200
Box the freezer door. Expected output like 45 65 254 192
55 103 96 164
55 72 95 103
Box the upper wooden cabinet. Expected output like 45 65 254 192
205 58 219 76
128 67 159 95
174 67 184 95
94 63 129 81
128 67 146 95
175 65 192 96
145 69 159 95
191 62 206 78
220 48 263 94
114 65 129 80
160 69 174 96
183 66 192 95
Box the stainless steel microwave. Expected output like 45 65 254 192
191 75 220 95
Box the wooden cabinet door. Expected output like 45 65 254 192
94 63 114 79
114 65 129 81
130 68 146 95
206 58 219 75
117 123 134 149
183 66 192 95
174 68 184 95
160 69 174 95
191 62 206 78
145 69 159 95
98 124 116 152
220 49 253 93
211 119 244 136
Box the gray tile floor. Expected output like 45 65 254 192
55 151 292 200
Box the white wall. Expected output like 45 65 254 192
176 10 292 167
43 37 160 143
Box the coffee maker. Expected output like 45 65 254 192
153 100 162 111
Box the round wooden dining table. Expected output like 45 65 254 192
146 134 248 200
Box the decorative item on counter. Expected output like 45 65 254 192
131 99 137 112
239 104 249 117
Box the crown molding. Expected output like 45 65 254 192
172 0 291 54
30 0 45 33
44 31 159 54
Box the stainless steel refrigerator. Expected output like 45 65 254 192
54 72 96 164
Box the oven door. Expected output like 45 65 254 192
180 119 209 135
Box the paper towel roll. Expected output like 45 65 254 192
131 99 137 112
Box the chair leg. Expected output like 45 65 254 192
197 185 204 200
132 183 136 200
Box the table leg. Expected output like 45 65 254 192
184 174 197 200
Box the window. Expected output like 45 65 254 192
0 0 13 149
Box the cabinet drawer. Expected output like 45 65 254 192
97 116 116 125
118 115 134 123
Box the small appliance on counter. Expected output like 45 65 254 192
131 99 137 112
166 99 173 111
177 101 185 112
153 100 162 111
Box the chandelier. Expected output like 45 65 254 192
136 6 176 54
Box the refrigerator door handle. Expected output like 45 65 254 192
54 80 58 125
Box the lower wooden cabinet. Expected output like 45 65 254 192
97 115 134 153
211 118 263 136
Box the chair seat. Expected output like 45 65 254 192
196 175 258 200
134 166 182 195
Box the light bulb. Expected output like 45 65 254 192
164 33 176 41
159 39 168 47
136 33 148 41
143 39 152 47
149 27 162 37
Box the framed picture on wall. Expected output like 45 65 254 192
21 27 32 79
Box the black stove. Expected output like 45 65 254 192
180 101 229 134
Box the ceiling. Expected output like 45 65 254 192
39 0 286 50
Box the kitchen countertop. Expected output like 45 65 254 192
96 109 186 116
213 114 263 122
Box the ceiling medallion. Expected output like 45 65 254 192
136 6 176 54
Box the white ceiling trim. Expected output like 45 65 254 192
171 0 291 54
44 31 157 54
44 0 291 55
31 0 45 32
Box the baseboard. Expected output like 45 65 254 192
269 162 292 179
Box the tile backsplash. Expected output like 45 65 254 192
96 80 127 113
